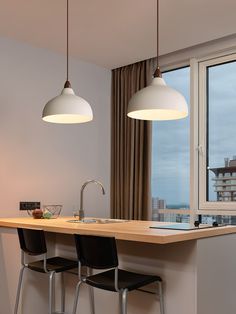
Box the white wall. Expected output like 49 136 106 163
0 37 111 219
0 37 111 313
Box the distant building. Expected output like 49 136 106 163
151 197 190 222
210 156 236 202
152 197 166 221
209 156 236 225
152 197 166 210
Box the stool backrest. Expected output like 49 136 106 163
17 228 47 256
74 234 118 269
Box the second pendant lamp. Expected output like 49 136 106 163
127 0 188 121
42 0 93 124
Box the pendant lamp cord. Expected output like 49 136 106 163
66 0 69 81
154 0 162 78
156 0 159 69
64 0 71 88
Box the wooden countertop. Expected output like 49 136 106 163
0 217 235 244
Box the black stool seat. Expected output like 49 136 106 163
28 256 77 273
86 268 162 292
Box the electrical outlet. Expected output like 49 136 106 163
19 201 41 211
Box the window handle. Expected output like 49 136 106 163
197 145 204 155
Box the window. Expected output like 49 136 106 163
151 67 190 221
199 54 236 211
151 50 236 223
152 52 236 224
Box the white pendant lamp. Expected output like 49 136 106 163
127 0 188 121
42 0 93 124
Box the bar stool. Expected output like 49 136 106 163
15 228 78 314
72 234 164 314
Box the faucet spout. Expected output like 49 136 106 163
78 180 105 220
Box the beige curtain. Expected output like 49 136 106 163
111 59 155 220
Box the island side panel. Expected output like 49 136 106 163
117 240 197 314
0 228 19 314
197 233 236 314
0 228 57 314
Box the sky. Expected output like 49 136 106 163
208 60 236 200
151 61 236 206
152 67 190 206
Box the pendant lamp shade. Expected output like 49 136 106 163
127 0 188 121
42 84 93 124
127 77 188 121
42 0 93 124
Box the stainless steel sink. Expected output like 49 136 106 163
67 218 129 224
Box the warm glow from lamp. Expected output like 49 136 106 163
42 85 93 124
127 77 188 120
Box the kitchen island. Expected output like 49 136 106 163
0 217 236 314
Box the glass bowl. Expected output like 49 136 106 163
42 205 62 219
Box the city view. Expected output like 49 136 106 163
152 155 236 224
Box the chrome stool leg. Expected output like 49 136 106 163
88 268 95 314
89 286 95 314
49 271 55 314
14 266 26 314
61 273 65 313
158 281 164 314
72 281 83 314
121 289 128 314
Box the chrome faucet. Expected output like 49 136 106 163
76 180 105 220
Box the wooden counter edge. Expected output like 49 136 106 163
0 218 236 245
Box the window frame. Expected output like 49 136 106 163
152 41 236 218
197 52 236 212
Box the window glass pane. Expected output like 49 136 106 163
202 215 236 225
158 213 190 223
207 61 236 202
151 67 190 221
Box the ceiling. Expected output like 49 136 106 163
0 0 235 69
